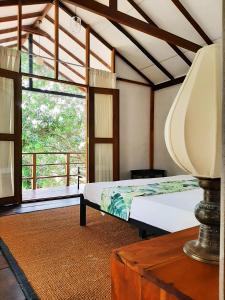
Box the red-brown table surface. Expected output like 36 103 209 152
111 227 219 300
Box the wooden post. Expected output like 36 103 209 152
28 34 33 88
17 0 22 50
32 153 37 190
66 153 70 186
150 88 155 169
111 47 116 73
85 25 90 85
54 0 59 79
109 0 117 10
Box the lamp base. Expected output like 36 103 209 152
183 178 220 265
183 234 219 265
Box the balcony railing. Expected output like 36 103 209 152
22 152 86 190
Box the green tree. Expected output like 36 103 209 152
21 54 86 189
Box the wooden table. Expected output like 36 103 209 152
111 227 219 300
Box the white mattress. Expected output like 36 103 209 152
83 175 202 232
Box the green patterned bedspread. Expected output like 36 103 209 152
100 179 199 221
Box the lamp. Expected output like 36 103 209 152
70 6 81 34
165 44 222 264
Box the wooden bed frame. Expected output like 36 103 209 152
79 194 169 238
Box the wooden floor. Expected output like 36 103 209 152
22 184 84 202
0 198 80 300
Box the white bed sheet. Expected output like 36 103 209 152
83 175 202 232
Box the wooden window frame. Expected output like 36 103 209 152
0 68 22 205
88 86 119 182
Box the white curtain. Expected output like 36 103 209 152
89 68 116 88
94 94 113 138
95 144 113 182
89 68 115 182
0 46 20 198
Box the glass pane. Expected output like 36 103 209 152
95 143 113 182
0 142 14 198
94 94 113 138
0 77 14 134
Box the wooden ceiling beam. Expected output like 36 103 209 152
116 51 154 86
0 34 26 44
0 0 52 6
54 0 59 79
85 25 90 84
170 0 213 45
45 15 111 70
109 0 117 11
17 0 22 50
0 11 41 23
0 26 49 37
64 0 201 52
126 0 192 66
111 21 174 79
22 45 86 89
59 1 153 86
22 25 50 37
153 75 185 91
46 35 84 66
32 39 85 81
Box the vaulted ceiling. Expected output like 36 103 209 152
0 0 222 86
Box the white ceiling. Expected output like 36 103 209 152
0 0 222 85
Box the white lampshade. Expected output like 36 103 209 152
165 44 222 178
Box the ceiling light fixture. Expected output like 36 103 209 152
70 6 81 34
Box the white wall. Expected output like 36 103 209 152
154 84 187 176
116 57 150 179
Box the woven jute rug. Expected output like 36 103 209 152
0 205 140 300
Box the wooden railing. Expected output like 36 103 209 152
22 152 86 190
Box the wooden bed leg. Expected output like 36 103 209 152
80 194 86 226
139 229 147 239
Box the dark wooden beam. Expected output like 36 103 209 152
109 0 117 10
47 35 84 66
153 75 185 90
17 0 22 50
54 0 59 79
45 14 111 70
85 25 90 85
0 0 52 6
0 35 26 44
28 34 33 88
117 77 150 87
111 48 116 73
170 0 213 45
116 51 154 86
32 40 85 80
150 89 154 168
0 12 41 23
64 0 201 52
22 4 53 49
59 1 154 86
22 25 50 37
126 0 192 66
111 21 174 79
0 26 49 37
22 45 80 85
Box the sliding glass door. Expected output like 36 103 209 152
0 68 22 205
88 87 119 182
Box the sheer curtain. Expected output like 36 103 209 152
89 68 116 89
89 68 116 182
0 46 20 198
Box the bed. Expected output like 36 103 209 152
80 175 202 238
